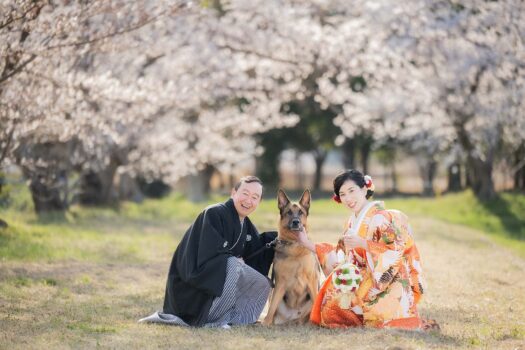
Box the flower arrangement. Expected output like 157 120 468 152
332 262 362 293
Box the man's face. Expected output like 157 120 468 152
231 181 263 219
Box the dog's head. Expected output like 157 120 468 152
277 189 311 241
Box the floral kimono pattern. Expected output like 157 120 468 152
310 201 425 329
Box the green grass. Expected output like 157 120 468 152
1 188 524 261
0 194 179 263
1 187 525 349
257 190 525 258
387 190 525 258
0 214 173 263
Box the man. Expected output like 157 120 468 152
139 176 277 328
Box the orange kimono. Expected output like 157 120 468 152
310 201 425 329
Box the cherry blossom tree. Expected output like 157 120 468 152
316 0 523 198
1 0 301 209
1 0 190 212
411 0 525 199
2 0 522 214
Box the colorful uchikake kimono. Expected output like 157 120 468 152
310 201 425 329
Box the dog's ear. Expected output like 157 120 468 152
277 189 290 212
299 189 311 215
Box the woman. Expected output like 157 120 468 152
297 170 427 330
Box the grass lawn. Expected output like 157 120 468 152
1 189 524 349
388 191 525 259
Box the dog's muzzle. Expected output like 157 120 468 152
289 218 302 231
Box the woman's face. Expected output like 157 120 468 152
338 179 368 214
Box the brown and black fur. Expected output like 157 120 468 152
263 189 319 325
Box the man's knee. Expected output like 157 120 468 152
254 273 271 296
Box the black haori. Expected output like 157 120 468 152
162 198 276 326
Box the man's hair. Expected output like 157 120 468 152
234 175 263 191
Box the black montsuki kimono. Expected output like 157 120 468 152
162 198 277 326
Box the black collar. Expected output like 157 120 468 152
276 239 295 246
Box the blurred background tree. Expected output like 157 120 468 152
1 0 523 215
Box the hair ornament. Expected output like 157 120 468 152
364 175 375 192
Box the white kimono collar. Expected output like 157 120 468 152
345 200 380 236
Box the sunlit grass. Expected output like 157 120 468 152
1 187 524 349
387 191 525 258
1 188 524 261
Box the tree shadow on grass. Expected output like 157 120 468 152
479 193 525 240
26 207 177 234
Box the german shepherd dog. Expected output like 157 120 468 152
263 189 319 325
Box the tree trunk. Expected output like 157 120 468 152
419 158 437 196
465 165 472 189
447 163 462 192
78 163 119 206
255 151 280 190
453 114 496 199
467 157 495 200
0 171 4 197
255 134 282 190
137 178 170 198
312 149 327 191
517 166 525 191
513 144 525 190
116 172 144 202
228 173 235 192
186 165 215 202
15 141 74 215
29 172 67 215
203 164 216 195
391 159 398 194
187 172 207 203
341 138 355 169
360 139 372 175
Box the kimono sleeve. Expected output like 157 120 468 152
364 211 407 296
315 243 340 277
176 208 232 296
243 228 278 276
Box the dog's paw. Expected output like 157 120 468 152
261 318 273 326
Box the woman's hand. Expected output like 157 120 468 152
297 227 315 253
343 234 368 251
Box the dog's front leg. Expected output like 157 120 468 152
263 282 286 326
307 273 319 303
298 275 319 324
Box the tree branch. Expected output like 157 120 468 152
39 3 189 52
0 2 45 31
215 42 302 66
0 54 36 85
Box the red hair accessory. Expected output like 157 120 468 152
332 194 341 203
364 175 375 191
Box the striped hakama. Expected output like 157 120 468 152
139 257 270 327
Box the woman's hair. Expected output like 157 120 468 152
333 169 374 200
